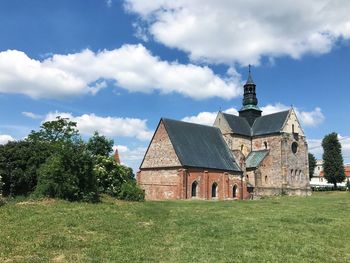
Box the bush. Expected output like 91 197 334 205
119 181 145 201
0 197 6 207
34 143 99 202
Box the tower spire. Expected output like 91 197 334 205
238 66 262 126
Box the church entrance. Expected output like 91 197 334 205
211 183 218 198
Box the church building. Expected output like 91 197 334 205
137 70 311 200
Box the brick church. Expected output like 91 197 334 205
137 69 311 200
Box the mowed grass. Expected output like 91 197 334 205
1 192 350 263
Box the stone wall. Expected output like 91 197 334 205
141 121 181 169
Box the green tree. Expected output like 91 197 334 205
322 132 345 189
308 153 317 179
0 141 50 196
28 116 79 144
34 141 98 202
87 131 113 157
93 156 132 197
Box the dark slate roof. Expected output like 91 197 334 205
246 150 269 168
222 110 290 137
252 110 289 136
162 118 241 172
222 113 251 137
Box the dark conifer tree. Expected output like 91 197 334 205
308 153 317 179
322 132 345 188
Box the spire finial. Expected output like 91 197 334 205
246 65 254 85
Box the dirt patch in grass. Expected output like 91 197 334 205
16 198 57 206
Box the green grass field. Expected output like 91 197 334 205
1 192 350 263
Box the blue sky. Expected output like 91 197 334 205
0 0 350 171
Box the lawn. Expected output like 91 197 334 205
1 192 350 263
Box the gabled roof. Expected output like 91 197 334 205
162 118 241 172
221 110 290 137
252 110 290 136
222 113 251 137
246 150 269 168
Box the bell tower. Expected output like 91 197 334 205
238 65 262 126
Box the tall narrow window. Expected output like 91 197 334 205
233 184 238 198
292 124 295 133
264 141 268 149
241 144 244 151
211 183 218 198
265 176 268 183
191 181 198 197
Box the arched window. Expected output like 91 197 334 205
233 184 238 198
265 176 268 183
294 170 298 180
191 181 198 197
264 141 268 149
299 170 302 181
211 183 218 198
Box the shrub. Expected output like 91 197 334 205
34 143 99 202
93 156 134 197
119 181 145 201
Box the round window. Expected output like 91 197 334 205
291 142 298 154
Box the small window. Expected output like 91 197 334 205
265 176 268 183
241 144 244 151
292 124 295 133
264 141 268 149
247 174 249 181
212 183 218 198
191 181 198 197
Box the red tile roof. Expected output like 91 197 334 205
320 165 350 177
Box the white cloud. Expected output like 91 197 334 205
0 44 241 100
298 107 325 127
44 111 153 141
22 111 43 120
106 0 112 7
0 134 15 144
113 145 147 172
182 104 324 127
182 107 238 126
125 0 350 65
308 135 350 164
261 103 325 127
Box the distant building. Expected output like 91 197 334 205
138 69 311 200
310 161 350 188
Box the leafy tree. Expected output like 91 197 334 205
308 153 317 179
27 116 79 145
87 131 113 157
322 132 345 189
0 141 50 196
34 141 98 202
